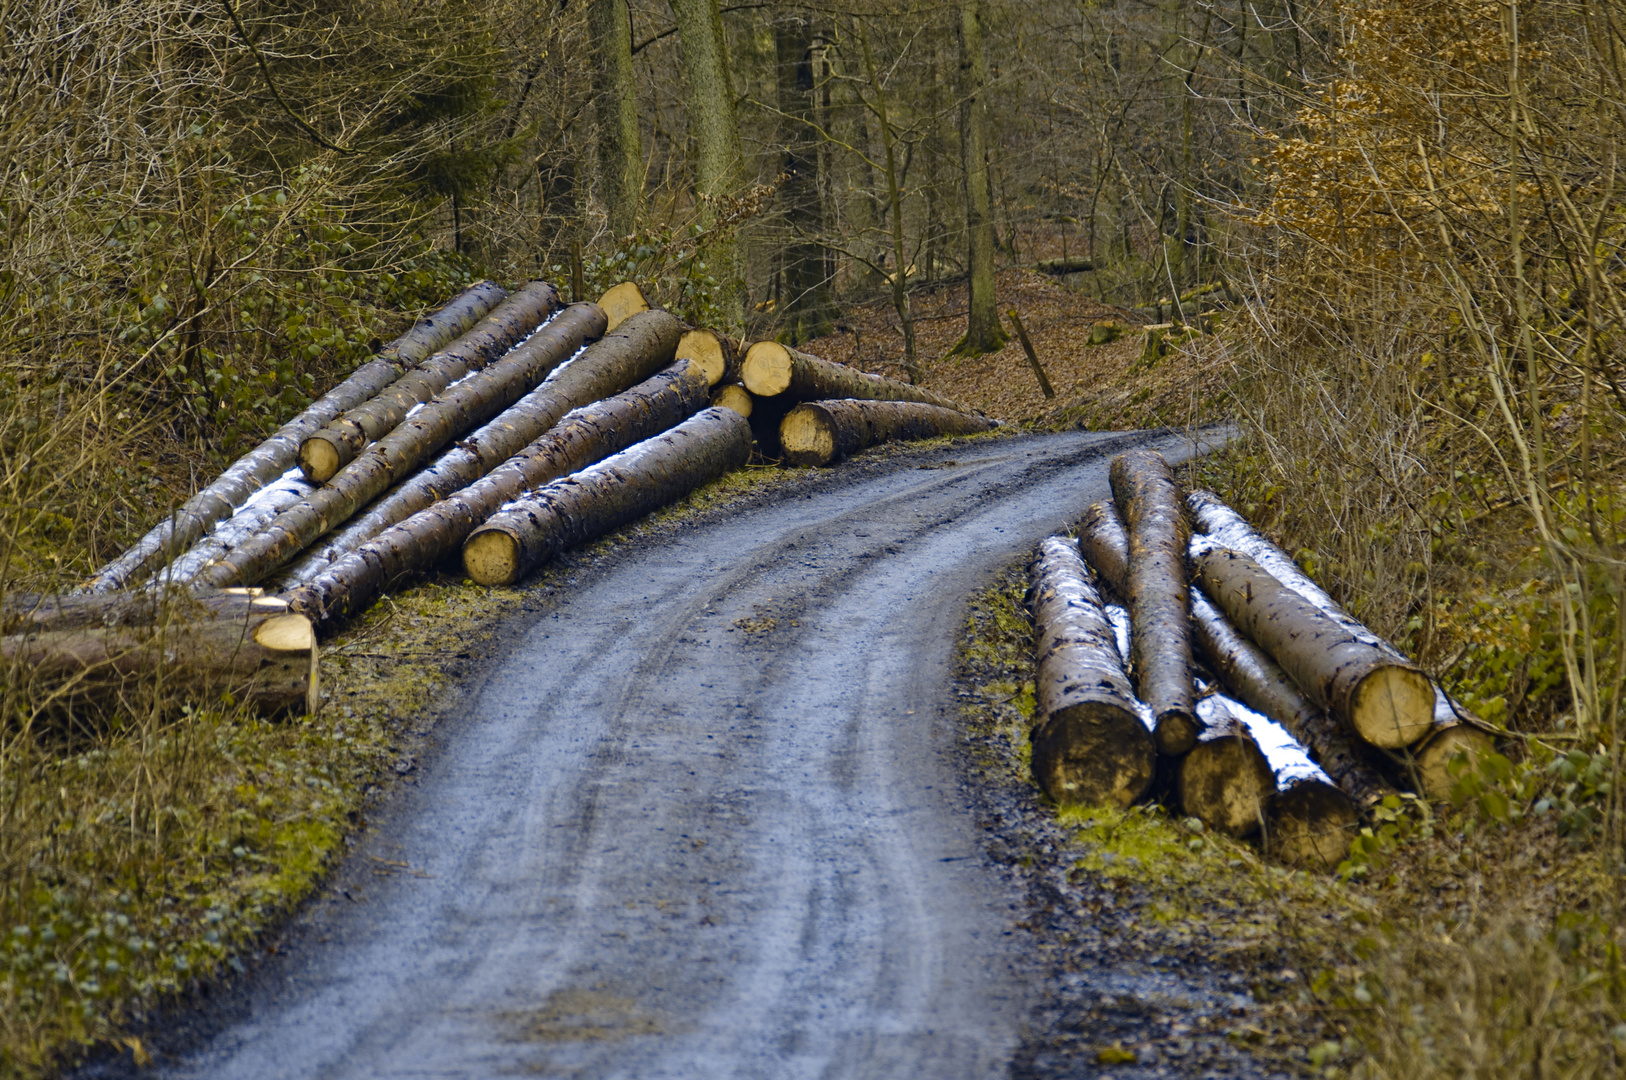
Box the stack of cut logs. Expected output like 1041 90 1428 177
8 281 993 717
1030 450 1499 868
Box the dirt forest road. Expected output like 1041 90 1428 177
147 428 1214 1080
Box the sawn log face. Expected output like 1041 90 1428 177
1109 450 1199 755
1176 718 1276 838
1193 547 1435 749
284 360 712 623
677 328 741 386
778 399 996 466
740 341 973 412
298 282 563 481
77 280 506 594
462 406 753 586
1027 536 1157 808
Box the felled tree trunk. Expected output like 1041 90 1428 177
598 282 650 331
678 328 741 386
284 362 712 623
78 281 506 594
198 305 624 590
160 469 315 587
740 342 970 411
463 406 752 586
1078 499 1395 808
3 595 318 714
1193 546 1437 749
711 383 753 416
279 305 682 586
299 283 563 481
1109 450 1199 755
1176 708 1276 837
779 399 996 466
3 587 273 635
1266 779 1361 870
1027 536 1157 808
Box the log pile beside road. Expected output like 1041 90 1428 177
1028 452 1501 867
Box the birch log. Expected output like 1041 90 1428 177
1193 547 1436 748
1027 536 1158 808
463 407 752 586
3 595 318 714
1078 499 1395 809
1109 450 1200 755
78 280 506 594
779 399 997 466
740 342 971 411
282 362 711 623
197 304 619 589
277 302 685 585
678 328 741 386
298 282 563 481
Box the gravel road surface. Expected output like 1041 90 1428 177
148 428 1211 1079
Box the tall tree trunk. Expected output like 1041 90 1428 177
1161 0 1192 295
857 21 922 382
775 12 835 343
590 0 642 237
672 0 746 327
957 0 1006 354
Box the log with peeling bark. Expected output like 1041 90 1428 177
779 399 998 467
599 282 650 331
1177 705 1276 837
1077 499 1396 810
278 304 688 586
678 328 741 386
3 595 318 714
1109 450 1200 756
78 281 507 594
1027 536 1158 808
299 282 563 482
740 342 971 411
463 407 753 586
197 305 626 590
283 362 712 623
1193 546 1436 749
711 383 753 416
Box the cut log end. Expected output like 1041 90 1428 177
1177 733 1275 837
779 405 836 466
1349 665 1437 748
253 613 316 652
712 383 754 418
298 436 343 483
463 529 522 586
1266 781 1360 869
679 329 731 386
740 341 794 397
1414 723 1497 800
599 282 650 332
1031 701 1158 808
1154 708 1201 757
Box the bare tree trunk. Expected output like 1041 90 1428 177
857 21 921 381
775 12 836 343
79 281 507 594
1028 536 1158 808
956 0 1006 354
591 0 642 237
672 0 746 326
779 399 995 466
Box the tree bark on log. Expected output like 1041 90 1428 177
3 588 278 635
779 399 996 466
711 383 753 416
3 598 318 714
598 282 650 331
78 281 506 594
1176 709 1276 837
1027 536 1158 808
277 306 684 587
462 406 752 586
159 468 316 587
1192 546 1436 749
284 362 712 623
740 342 971 411
1109 450 1200 755
198 304 621 590
678 328 741 386
298 282 563 482
1078 498 1395 808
